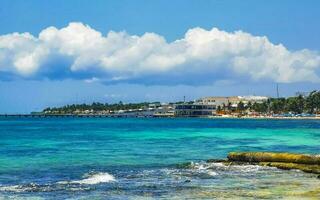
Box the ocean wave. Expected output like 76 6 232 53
58 172 115 185
0 183 43 193
171 160 283 180
156 162 219 180
180 161 277 172
188 162 219 178
0 172 115 193
0 182 92 193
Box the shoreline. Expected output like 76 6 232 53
209 115 320 120
0 114 319 120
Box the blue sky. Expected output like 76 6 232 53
0 0 320 113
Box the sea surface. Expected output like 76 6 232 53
0 117 319 199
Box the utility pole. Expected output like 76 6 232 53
276 84 279 98
183 96 186 103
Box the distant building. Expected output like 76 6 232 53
174 104 216 117
197 96 268 107
173 95 269 117
196 96 240 107
153 103 175 117
238 96 268 104
148 103 161 110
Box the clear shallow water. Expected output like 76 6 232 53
0 117 319 199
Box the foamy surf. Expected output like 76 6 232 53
187 161 277 172
59 172 115 185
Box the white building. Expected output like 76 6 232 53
238 96 268 104
197 95 268 107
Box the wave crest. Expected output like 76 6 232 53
61 172 115 185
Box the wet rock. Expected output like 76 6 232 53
259 162 320 174
224 152 320 175
206 159 226 163
228 152 320 165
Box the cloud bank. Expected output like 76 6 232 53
1 22 320 85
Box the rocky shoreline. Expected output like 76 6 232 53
208 152 320 176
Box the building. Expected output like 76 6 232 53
238 96 268 104
174 95 268 117
148 103 162 110
197 96 268 107
174 104 216 117
153 103 175 117
196 96 241 107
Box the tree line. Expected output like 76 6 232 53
234 90 320 114
43 102 158 114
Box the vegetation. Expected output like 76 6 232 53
244 90 320 114
43 102 162 114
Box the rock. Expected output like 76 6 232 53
206 159 227 163
222 152 320 175
259 162 320 174
227 152 320 165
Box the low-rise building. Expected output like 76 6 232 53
153 103 175 117
174 95 269 117
174 104 216 117
197 96 268 107
238 96 268 104
148 103 161 110
197 96 241 107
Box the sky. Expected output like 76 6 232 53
0 0 320 113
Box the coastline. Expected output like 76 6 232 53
209 115 320 120
0 113 320 120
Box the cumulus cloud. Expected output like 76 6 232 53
0 22 320 84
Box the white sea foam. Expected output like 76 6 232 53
0 185 25 192
0 183 39 192
0 182 90 193
192 163 219 177
198 161 277 172
64 172 115 185
186 161 279 177
207 171 218 176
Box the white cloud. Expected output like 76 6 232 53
84 77 100 83
0 22 319 84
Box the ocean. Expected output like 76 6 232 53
0 117 319 199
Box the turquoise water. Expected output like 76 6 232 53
0 117 320 199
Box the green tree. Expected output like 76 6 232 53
222 103 226 111
270 98 286 114
227 102 232 111
247 101 252 111
286 95 305 114
217 105 222 112
306 90 320 114
252 102 268 113
237 101 245 113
